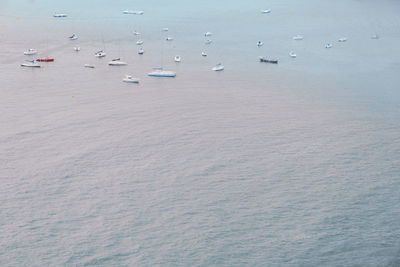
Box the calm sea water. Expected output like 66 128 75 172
1 0 400 266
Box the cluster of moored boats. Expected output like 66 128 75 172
21 9 380 84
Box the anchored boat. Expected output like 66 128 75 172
24 49 37 55
212 63 224 71
148 67 176 77
108 58 127 66
123 75 140 83
36 57 54 62
259 57 278 64
21 60 41 68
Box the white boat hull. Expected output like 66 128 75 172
109 61 128 66
21 63 40 68
148 71 176 77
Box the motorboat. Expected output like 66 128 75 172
162 28 169 32
138 47 144 55
201 51 207 57
261 9 271 13
108 58 127 66
95 50 106 57
136 40 144 45
371 34 379 40
325 43 332 49
205 39 213 44
166 37 174 41
204 32 212 37
74 47 81 51
24 49 37 55
174 55 181 62
148 67 176 77
36 57 54 62
212 63 224 71
259 57 278 64
338 37 347 42
123 75 140 83
293 35 304 40
53 13 67 18
257 41 264 47
84 64 95 68
289 51 297 58
21 60 40 68
69 34 78 40
123 10 144 15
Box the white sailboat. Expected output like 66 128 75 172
123 75 140 83
204 32 212 37
261 9 271 14
293 35 304 40
69 34 78 40
24 48 37 55
74 47 81 51
138 47 144 55
289 51 297 58
21 60 41 68
53 13 67 18
212 63 224 71
136 40 144 45
338 37 347 42
148 67 176 77
325 43 333 49
123 10 144 15
174 55 181 62
84 64 95 68
257 41 264 47
202 51 207 57
95 50 106 57
108 58 128 66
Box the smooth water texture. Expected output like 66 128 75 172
1 0 400 266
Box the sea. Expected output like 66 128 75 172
1 0 400 266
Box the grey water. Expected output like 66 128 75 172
1 0 400 266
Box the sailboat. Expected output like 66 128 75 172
138 47 144 55
69 34 78 40
174 55 181 62
212 63 224 71
289 51 297 58
261 9 271 14
24 49 37 55
108 58 128 66
123 75 140 83
148 67 176 77
21 60 41 68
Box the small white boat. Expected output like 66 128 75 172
166 37 174 41
325 43 332 49
212 63 224 71
174 55 181 62
21 60 40 68
84 64 95 68
261 9 271 14
69 34 78 40
133 30 141 36
205 39 213 44
338 37 347 42
257 41 264 47
201 51 207 57
74 47 81 51
95 50 106 57
371 34 379 40
293 35 304 40
162 28 169 32
148 67 176 77
289 51 297 58
123 10 144 15
108 58 128 66
23 48 37 55
204 32 212 37
138 47 144 55
136 40 144 45
123 75 140 83
53 13 67 18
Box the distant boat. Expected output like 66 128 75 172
338 37 347 42
204 32 212 37
21 60 41 68
371 34 379 39
123 75 140 83
108 58 128 66
289 51 297 58
74 47 80 51
205 39 213 44
23 48 37 55
174 55 181 62
259 56 278 64
95 50 106 57
148 67 176 77
69 34 78 40
138 47 144 55
257 41 264 47
166 37 174 41
325 43 332 49
133 30 141 36
162 28 169 32
36 57 54 62
293 35 304 40
212 63 224 71
123 10 144 15
136 40 144 45
84 64 95 68
53 13 67 18
261 9 271 14
201 51 207 57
